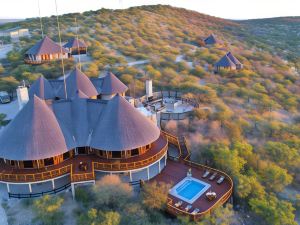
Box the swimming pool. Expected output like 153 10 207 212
169 177 211 204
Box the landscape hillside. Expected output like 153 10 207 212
0 5 299 225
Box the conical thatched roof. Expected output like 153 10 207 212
63 38 87 49
215 55 236 68
26 36 68 55
0 96 68 160
101 72 128 95
29 75 55 100
226 52 242 65
90 94 160 151
57 68 98 99
204 34 219 45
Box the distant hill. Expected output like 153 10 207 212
0 19 24 25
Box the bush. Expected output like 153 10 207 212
32 195 64 225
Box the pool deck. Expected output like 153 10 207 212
153 159 232 216
150 131 233 220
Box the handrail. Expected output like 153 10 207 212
93 143 168 171
162 130 233 221
8 183 71 199
0 165 71 182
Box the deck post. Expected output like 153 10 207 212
129 171 133 182
51 179 55 189
29 183 32 193
6 183 10 193
158 160 161 173
165 154 167 166
71 183 75 200
147 167 150 180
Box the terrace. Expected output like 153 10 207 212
152 131 233 221
0 135 168 183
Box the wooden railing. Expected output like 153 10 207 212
162 130 233 221
0 165 71 182
93 143 168 171
161 130 182 158
166 160 233 221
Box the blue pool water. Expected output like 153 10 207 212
176 180 206 200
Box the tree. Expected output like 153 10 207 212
262 141 299 170
199 204 235 225
249 194 297 225
93 175 133 209
0 64 5 74
141 181 171 210
77 209 121 225
33 195 64 225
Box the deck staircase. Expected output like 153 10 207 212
178 136 190 160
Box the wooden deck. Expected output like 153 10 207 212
0 135 168 183
153 131 233 221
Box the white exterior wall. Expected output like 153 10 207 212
16 86 29 110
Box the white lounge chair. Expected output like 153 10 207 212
191 208 200 215
217 176 225 184
209 172 217 181
175 201 183 207
185 204 192 212
202 170 210 178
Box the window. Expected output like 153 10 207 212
44 158 54 166
23 160 33 168
78 147 87 154
131 148 139 156
63 152 70 160
111 151 121 158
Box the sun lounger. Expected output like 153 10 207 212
202 170 210 178
175 201 183 207
209 172 217 181
217 176 225 184
191 208 200 215
185 204 192 212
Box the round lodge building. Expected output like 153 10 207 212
0 68 168 197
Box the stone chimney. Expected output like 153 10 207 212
17 84 29 110
146 79 153 98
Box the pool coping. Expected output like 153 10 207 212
169 176 211 204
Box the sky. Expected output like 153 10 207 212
0 0 299 20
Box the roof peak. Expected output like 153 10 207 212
101 72 128 95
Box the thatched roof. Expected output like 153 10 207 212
0 96 68 160
215 55 236 68
204 34 219 45
101 72 128 95
26 36 68 55
90 94 160 151
29 76 55 100
226 52 242 66
63 37 87 49
57 68 98 99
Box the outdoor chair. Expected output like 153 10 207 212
217 176 225 184
185 204 192 212
175 201 183 207
191 208 200 215
209 172 217 181
202 170 210 178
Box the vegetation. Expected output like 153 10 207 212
0 4 299 225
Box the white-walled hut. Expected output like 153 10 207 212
214 52 243 72
63 37 87 55
24 36 69 64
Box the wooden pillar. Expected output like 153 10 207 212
158 159 161 173
52 179 55 189
147 167 150 180
29 183 32 193
6 183 10 193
